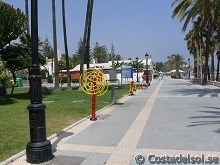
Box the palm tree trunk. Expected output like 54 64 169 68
80 0 93 74
208 67 210 80
197 48 200 78
176 65 180 79
25 0 30 35
203 35 210 85
62 0 71 89
85 0 94 68
211 51 215 81
52 0 59 90
216 56 220 81
193 54 197 77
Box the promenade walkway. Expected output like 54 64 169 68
7 77 220 165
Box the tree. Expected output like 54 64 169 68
71 38 83 67
114 54 123 61
58 54 73 70
0 63 11 95
216 51 220 81
42 37 54 59
0 1 27 49
163 61 173 72
62 0 71 88
42 37 54 76
214 18 220 81
112 61 124 69
129 59 143 69
155 62 164 72
1 45 29 94
25 0 30 35
184 19 205 78
92 42 108 63
52 0 59 90
167 54 185 79
80 0 94 73
108 53 123 61
172 0 220 84
0 34 46 95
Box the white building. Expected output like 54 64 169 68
41 49 62 76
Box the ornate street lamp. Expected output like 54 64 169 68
188 58 190 79
26 0 53 163
145 53 149 85
136 57 139 82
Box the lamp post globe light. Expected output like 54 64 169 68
136 57 139 82
188 58 190 79
145 53 149 85
26 0 53 163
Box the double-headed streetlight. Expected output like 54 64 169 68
136 57 139 82
145 53 149 85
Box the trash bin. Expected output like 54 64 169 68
16 78 23 87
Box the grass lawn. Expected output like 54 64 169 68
0 84 130 162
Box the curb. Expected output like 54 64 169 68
0 93 130 165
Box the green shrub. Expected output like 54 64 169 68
47 75 53 83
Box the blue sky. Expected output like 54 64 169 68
3 0 191 62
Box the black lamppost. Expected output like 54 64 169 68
26 0 53 163
136 57 139 82
145 53 149 85
188 58 190 79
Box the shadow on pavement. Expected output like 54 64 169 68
171 88 220 97
52 131 74 152
188 106 220 133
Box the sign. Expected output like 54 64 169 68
121 66 133 78
109 69 117 80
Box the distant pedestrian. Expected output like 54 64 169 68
159 73 163 82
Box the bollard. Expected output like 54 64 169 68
129 80 135 95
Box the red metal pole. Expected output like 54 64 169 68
90 94 97 121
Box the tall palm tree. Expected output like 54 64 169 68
184 19 205 78
168 54 185 79
52 0 59 90
214 18 220 81
25 0 30 35
80 0 94 74
216 51 220 81
185 29 198 77
62 0 71 89
172 0 220 84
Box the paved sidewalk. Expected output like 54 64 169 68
6 78 220 165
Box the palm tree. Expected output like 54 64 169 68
168 54 185 79
80 0 94 74
214 18 220 81
52 0 59 90
62 0 71 89
216 51 220 81
25 0 30 35
185 29 199 77
172 0 220 84
184 19 205 78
